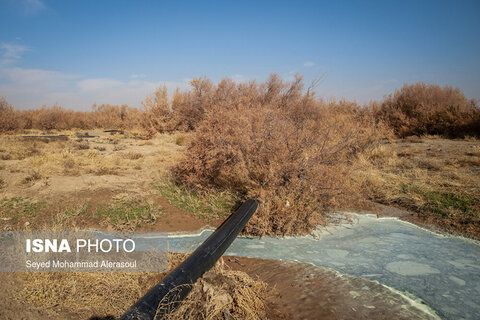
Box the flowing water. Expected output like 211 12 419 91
164 213 479 320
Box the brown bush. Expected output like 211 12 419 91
0 96 22 133
375 82 480 137
173 74 385 236
141 78 218 135
34 105 74 130
92 103 141 130
0 100 142 132
141 86 175 135
172 77 215 132
9 106 95 131
164 261 270 320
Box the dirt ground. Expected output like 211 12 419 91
0 130 223 233
353 136 480 239
0 256 437 320
1 131 478 236
225 257 438 320
0 131 477 319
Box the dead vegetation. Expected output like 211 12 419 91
373 82 480 138
353 136 480 238
16 254 273 319
0 98 141 133
0 131 191 232
172 74 387 236
1 77 479 319
163 260 271 320
140 77 478 236
0 133 134 180
1 76 479 238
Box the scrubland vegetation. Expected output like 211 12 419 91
0 96 141 133
373 82 480 138
354 137 479 238
171 75 386 235
1 75 479 320
1 75 479 238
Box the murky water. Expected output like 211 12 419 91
165 213 479 320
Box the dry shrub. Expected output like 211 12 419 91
92 104 141 129
141 79 216 136
0 98 141 133
375 82 480 138
163 260 269 320
173 74 385 236
76 142 90 150
33 105 75 130
142 77 258 136
0 96 22 133
172 77 215 132
19 105 96 131
141 86 176 135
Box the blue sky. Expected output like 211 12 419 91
1 0 479 110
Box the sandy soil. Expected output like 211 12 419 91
0 131 220 232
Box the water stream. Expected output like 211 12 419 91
164 213 479 320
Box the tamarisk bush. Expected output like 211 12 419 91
173 74 385 236
374 82 480 138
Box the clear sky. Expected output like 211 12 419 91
1 0 479 110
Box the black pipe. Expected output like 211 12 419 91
104 130 124 133
119 198 258 320
21 135 69 139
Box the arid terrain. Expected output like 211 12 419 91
1 130 478 238
0 255 440 320
1 0 479 317
0 130 230 233
0 129 478 319
0 78 479 319
354 135 480 239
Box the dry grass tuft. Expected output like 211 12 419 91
0 137 42 160
163 259 270 320
23 170 43 184
352 137 480 238
19 272 151 318
123 151 144 160
175 135 186 146
17 254 271 319
75 142 90 150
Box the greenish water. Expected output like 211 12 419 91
166 213 480 320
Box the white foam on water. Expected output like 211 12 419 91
380 282 442 320
279 260 442 320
